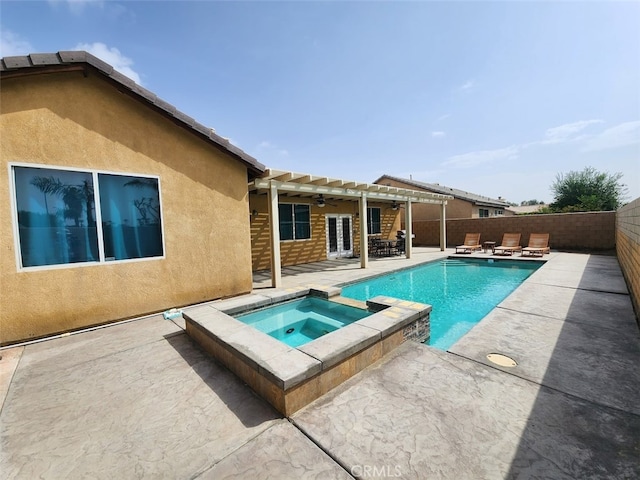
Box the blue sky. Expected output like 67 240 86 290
2 1 639 204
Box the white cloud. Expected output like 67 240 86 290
436 113 451 122
460 80 474 91
74 42 142 84
48 0 104 15
583 121 640 152
256 140 289 157
436 119 638 201
543 119 603 144
0 29 34 57
431 131 445 138
443 146 519 169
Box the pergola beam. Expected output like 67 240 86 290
252 179 449 205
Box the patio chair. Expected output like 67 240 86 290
455 233 482 254
522 233 550 257
493 233 522 256
369 237 385 257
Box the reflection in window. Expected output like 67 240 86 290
12 166 163 268
278 203 311 241
294 204 311 239
99 174 163 261
14 167 98 267
367 207 381 235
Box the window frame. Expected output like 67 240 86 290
367 207 382 235
479 208 489 218
9 162 166 271
278 202 311 242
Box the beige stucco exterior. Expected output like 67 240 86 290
249 193 401 271
1 71 256 345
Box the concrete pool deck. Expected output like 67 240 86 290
1 249 639 478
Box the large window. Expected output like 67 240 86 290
367 207 381 234
479 208 489 218
278 203 311 241
12 165 164 269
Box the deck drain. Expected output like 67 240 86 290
486 353 517 367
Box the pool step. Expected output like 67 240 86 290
442 260 475 266
328 296 369 310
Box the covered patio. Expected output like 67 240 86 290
249 169 452 287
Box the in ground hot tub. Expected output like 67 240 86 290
183 287 431 416
234 296 371 347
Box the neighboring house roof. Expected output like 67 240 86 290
507 204 547 214
374 175 510 208
0 51 266 178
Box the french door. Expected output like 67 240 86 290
326 215 353 258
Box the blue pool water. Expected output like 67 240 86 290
341 258 540 350
235 296 371 348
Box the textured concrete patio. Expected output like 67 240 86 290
1 248 639 478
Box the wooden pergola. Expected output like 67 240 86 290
249 169 453 287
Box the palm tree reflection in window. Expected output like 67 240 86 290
30 175 96 228
124 178 160 226
19 170 97 266
15 167 163 267
99 174 163 260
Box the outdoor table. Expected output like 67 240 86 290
483 241 496 254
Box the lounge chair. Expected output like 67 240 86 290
493 233 522 256
455 233 482 254
522 233 550 256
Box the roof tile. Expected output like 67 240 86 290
109 69 136 89
173 110 196 127
84 54 113 74
28 53 61 66
58 51 87 63
2 56 33 69
152 97 177 115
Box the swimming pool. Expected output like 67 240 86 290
341 258 540 350
234 296 371 347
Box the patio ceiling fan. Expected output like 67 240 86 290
315 194 337 208
386 201 400 211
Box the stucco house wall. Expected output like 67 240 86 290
249 194 400 271
1 56 263 345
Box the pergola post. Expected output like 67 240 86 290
359 193 368 268
267 182 282 287
405 200 413 258
440 201 447 251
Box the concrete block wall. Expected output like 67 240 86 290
616 198 640 325
413 211 616 251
